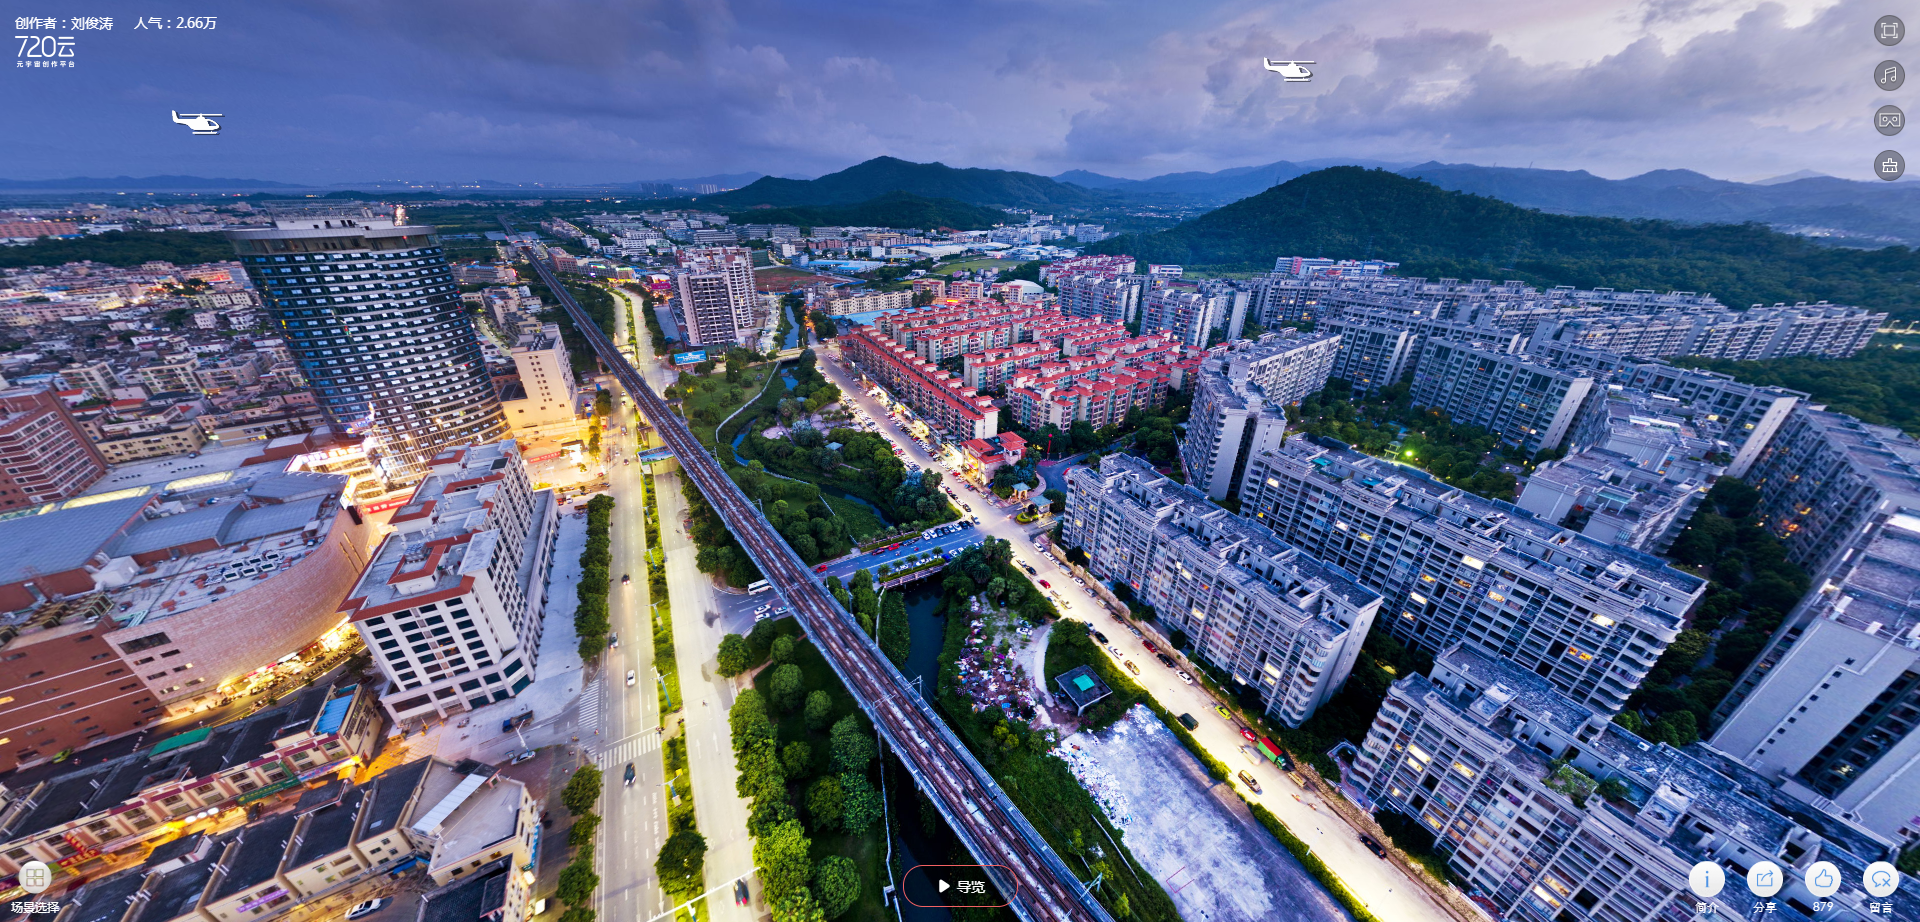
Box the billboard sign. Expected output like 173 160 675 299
672 350 709 366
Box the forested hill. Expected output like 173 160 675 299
705 156 1109 210
1088 167 1920 321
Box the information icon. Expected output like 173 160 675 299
1864 861 1900 898
1879 15 1905 46
1747 860 1784 898
1689 861 1726 899
18 860 53 894
1879 150 1906 180
1879 59 1906 90
1805 860 1841 898
1879 105 1906 136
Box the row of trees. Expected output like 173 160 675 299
728 637 880 921
573 495 616 656
1290 382 1525 501
822 570 911 666
554 765 604 922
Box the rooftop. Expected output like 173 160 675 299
139 831 238 921
426 767 524 872
288 784 368 868
208 811 298 901
418 860 512 922
359 757 434 841
62 870 148 922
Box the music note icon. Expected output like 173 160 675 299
1880 60 1905 90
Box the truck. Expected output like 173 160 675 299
1257 736 1296 771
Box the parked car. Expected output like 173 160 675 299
1107 645 1124 658
1125 660 1140 675
1359 835 1388 859
1142 641 1158 654
1240 728 1258 742
1238 770 1262 794
346 900 388 920
734 881 750 906
1091 630 1109 644
626 670 637 686
1176 713 1199 730
1156 653 1174 667
510 749 537 765
1216 705 1232 720
1039 580 1051 589
1177 670 1194 685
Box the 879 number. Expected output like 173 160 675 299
15 35 75 57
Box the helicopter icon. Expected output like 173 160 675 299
170 111 223 135
1262 59 1313 82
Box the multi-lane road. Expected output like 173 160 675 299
523 251 1115 922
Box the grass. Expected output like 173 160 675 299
644 472 682 719
933 257 1020 274
822 495 887 541
750 620 893 919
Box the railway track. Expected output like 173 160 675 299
517 246 1114 922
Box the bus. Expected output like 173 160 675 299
747 580 773 595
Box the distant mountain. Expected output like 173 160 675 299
1087 167 1920 320
1101 158 1415 203
0 175 305 190
1395 162 1920 246
1052 170 1132 190
730 192 1008 231
705 156 1109 210
1752 170 1831 185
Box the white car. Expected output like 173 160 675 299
626 670 637 686
346 900 387 921
754 604 772 615
1177 670 1195 685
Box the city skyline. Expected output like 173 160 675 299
7 0 1883 185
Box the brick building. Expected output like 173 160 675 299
0 386 108 509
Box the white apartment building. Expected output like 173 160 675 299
821 289 912 315
1179 331 1340 500
500 323 577 429
1238 440 1707 714
1409 340 1595 454
1514 448 1704 553
1350 644 1909 922
672 246 756 348
341 441 558 724
1615 363 1804 477
1712 511 1920 844
1058 274 1141 324
1747 408 1920 577
1138 287 1220 348
1064 455 1382 726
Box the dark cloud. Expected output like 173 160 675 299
2 0 1872 183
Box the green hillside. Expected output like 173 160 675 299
1676 346 1920 437
730 192 1008 231
0 230 237 269
1090 167 1920 320
707 156 1107 210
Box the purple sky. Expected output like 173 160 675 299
5 0 1879 184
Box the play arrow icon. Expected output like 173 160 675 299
938 880 950 893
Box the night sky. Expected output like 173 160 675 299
5 0 1880 184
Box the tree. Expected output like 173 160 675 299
838 772 883 834
753 820 814 902
829 715 877 773
771 635 797 666
557 862 600 905
806 775 845 830
771 887 825 922
730 689 774 753
557 907 595 922
771 663 806 711
1043 488 1066 514
804 689 834 731
568 812 601 848
1651 710 1700 747
560 765 603 815
781 740 814 778
716 633 751 676
812 855 861 918
654 827 708 890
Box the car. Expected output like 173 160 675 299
1091 630 1109 644
1039 580 1051 589
1177 670 1194 684
1124 660 1140 675
624 762 636 786
1060 599 1072 608
609 633 619 648
346 900 388 920
1359 835 1388 859
1176 712 1199 730
734 881 750 906
626 670 637 686
1156 653 1174 667
621 574 631 584
962 503 973 512
1216 705 1232 720
870 548 887 556
815 563 829 572
1142 641 1158 654
1128 626 1143 638
1240 728 1258 742
755 611 772 623
754 604 772 615
1074 577 1086 586
1237 770 1262 794
1107 644 1124 658
510 749 537 765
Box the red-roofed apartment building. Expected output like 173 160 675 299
958 432 1028 486
840 327 998 442
339 440 558 725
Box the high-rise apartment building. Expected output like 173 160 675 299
500 323 577 430
1058 274 1141 324
1138 287 1219 347
1746 408 1920 577
1530 304 1885 362
1350 644 1905 922
0 386 107 508
1615 363 1803 478
1409 341 1596 454
1179 332 1340 500
1711 512 1920 843
340 441 558 724
673 246 757 347
1238 440 1706 713
228 218 507 483
1064 455 1381 726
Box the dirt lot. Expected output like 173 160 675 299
1058 706 1352 922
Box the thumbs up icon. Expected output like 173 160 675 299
1806 861 1841 897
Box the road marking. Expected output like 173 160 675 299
593 732 662 767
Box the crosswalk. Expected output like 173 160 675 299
594 731 662 768
578 683 603 731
